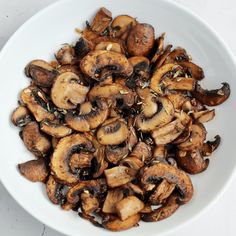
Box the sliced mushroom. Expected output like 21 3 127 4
192 82 230 106
130 142 152 161
178 61 204 80
142 194 179 222
25 60 58 87
67 179 107 204
20 86 55 122
80 50 133 81
166 92 189 110
90 7 112 34
154 45 173 69
153 145 167 161
40 119 72 138
104 166 135 188
22 121 51 157
55 44 75 65
172 119 192 144
164 77 196 91
69 152 94 172
81 192 100 214
51 137 60 149
202 135 221 157
151 112 191 145
115 196 144 220
127 23 155 56
11 106 32 127
111 15 137 38
88 83 135 108
135 96 175 132
120 157 144 173
102 188 124 213
18 158 48 182
150 33 165 65
74 37 94 59
164 47 189 64
103 214 140 231
97 118 129 145
176 149 209 174
192 109 215 123
50 134 95 185
140 162 193 203
178 123 206 151
65 99 109 132
149 179 176 205
51 72 89 109
95 41 124 53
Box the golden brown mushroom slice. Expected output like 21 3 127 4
81 192 100 214
115 196 144 220
97 118 129 145
140 162 193 204
120 157 144 174
51 137 60 149
164 47 189 64
176 149 209 174
22 121 51 157
178 61 204 80
111 15 137 38
88 82 135 108
135 96 175 132
142 194 179 222
130 142 152 161
178 123 206 151
150 33 165 65
166 92 190 110
95 41 124 54
20 86 55 122
192 109 215 123
25 59 59 87
103 214 140 231
65 99 109 132
40 119 72 138
55 44 75 65
201 135 221 157
127 23 155 57
50 134 95 185
11 106 32 127
51 72 89 109
80 50 133 81
18 158 48 182
192 82 230 106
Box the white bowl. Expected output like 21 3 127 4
0 0 236 235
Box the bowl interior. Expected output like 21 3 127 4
0 0 236 235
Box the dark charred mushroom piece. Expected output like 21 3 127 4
80 50 133 81
18 158 48 182
140 162 193 204
22 121 51 157
25 60 59 87
202 135 221 157
11 106 32 127
74 37 94 59
192 82 230 106
142 194 179 222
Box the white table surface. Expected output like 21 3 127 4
0 0 236 235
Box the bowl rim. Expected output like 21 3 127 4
0 0 236 235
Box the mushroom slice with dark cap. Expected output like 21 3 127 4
20 86 55 122
140 162 193 204
74 37 94 59
65 99 109 132
50 134 95 185
178 61 204 80
80 50 133 81
97 118 129 145
40 119 72 138
201 135 221 157
164 47 189 64
135 96 175 132
192 82 230 106
25 59 58 87
66 179 107 205
22 121 51 157
18 158 48 182
51 72 89 109
88 83 135 108
11 106 32 127
150 33 165 65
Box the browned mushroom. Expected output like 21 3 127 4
130 142 152 161
115 196 144 220
104 166 135 188
150 33 165 65
202 135 221 157
192 109 215 123
51 137 60 149
95 41 124 53
97 118 129 145
18 158 48 182
74 37 94 59
142 194 179 222
50 134 95 185
22 121 51 157
55 44 75 65
65 99 109 132
40 119 72 138
81 192 100 214
25 60 58 87
164 47 189 64
120 157 144 173
127 23 155 56
178 61 204 80
11 106 32 127
140 162 193 203
192 82 230 106
51 72 89 109
80 50 133 81
177 149 209 174
20 86 55 122
103 214 140 231
154 45 173 69
166 92 190 110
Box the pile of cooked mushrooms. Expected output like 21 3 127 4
11 7 230 231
